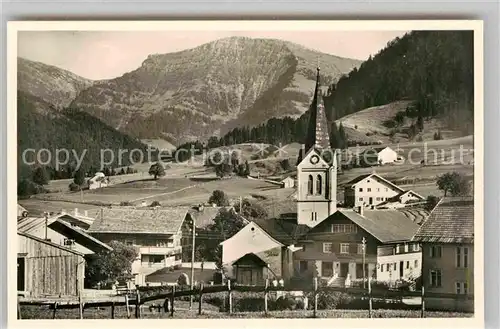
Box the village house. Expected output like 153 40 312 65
18 232 85 297
293 206 421 287
88 172 109 190
17 214 112 256
343 173 424 208
412 197 474 312
87 207 191 286
220 217 309 285
359 146 399 166
280 176 296 189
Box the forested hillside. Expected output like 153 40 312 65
17 91 152 182
180 30 473 153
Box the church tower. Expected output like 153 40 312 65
296 66 337 227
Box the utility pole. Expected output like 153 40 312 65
44 212 49 240
239 196 243 214
189 217 196 309
362 237 367 289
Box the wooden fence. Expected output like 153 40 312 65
18 278 473 319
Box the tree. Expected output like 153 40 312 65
436 172 471 196
416 115 424 132
119 168 126 175
208 190 230 206
244 161 251 176
338 123 347 149
150 201 161 207
233 198 268 220
425 195 440 211
73 168 85 186
126 166 133 174
148 162 166 180
394 111 405 126
280 159 291 171
85 241 138 288
215 163 232 178
32 166 50 186
18 179 44 197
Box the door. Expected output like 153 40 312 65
17 258 25 291
340 263 349 277
369 197 373 205
399 261 404 278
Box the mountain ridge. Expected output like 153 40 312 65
67 37 362 142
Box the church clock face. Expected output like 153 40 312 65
310 155 320 164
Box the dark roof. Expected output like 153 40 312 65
306 209 420 243
188 206 247 229
146 267 217 283
253 218 310 245
232 253 268 267
88 207 190 234
412 197 474 244
18 232 85 256
49 219 112 253
345 174 372 185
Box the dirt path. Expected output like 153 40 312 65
128 184 199 203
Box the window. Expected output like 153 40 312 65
322 262 333 277
394 263 397 271
377 188 380 192
385 188 388 192
396 244 401 253
357 244 364 255
415 260 419 268
456 247 469 268
316 175 322 195
323 243 333 253
125 240 134 246
406 261 410 269
299 261 308 273
386 264 390 272
380 264 384 272
308 175 314 195
359 197 363 201
175 254 182 260
456 282 468 294
412 243 420 252
340 243 350 254
359 188 363 192
367 188 372 192
404 244 409 253
429 246 442 258
429 269 442 287
331 224 358 233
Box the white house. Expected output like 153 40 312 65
360 146 399 166
343 173 424 208
88 172 109 190
281 176 296 188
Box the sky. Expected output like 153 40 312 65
18 30 407 80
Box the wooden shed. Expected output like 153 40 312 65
232 253 268 286
17 232 85 297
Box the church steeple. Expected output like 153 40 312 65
297 66 331 164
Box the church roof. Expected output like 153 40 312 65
297 67 331 164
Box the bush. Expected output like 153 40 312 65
120 201 132 206
68 182 82 192
273 296 297 311
150 201 161 207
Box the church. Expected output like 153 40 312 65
220 66 422 287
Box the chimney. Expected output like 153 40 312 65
74 208 78 216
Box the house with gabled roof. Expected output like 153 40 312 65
293 207 422 286
17 215 112 256
220 217 309 284
359 146 399 166
343 173 424 208
87 207 192 285
412 196 474 312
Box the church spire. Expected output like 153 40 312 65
297 65 331 164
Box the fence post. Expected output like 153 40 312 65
125 295 131 319
313 277 318 318
170 285 175 317
264 279 269 315
228 280 233 314
368 276 372 318
111 302 115 319
52 302 58 319
421 286 425 318
198 283 204 315
78 292 84 319
135 289 141 318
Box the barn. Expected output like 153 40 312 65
18 232 85 298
